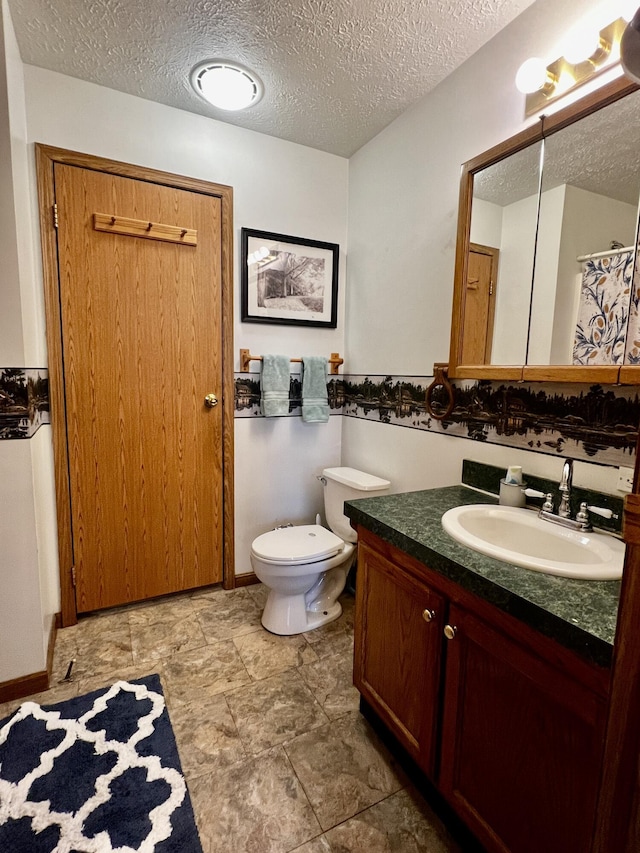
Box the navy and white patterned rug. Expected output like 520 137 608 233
0 674 203 852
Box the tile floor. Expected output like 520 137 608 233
0 584 461 853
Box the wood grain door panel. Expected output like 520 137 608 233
354 541 445 775
440 604 606 853
460 243 498 365
56 163 223 611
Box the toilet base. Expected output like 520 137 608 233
261 590 342 636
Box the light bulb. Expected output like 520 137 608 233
515 58 549 93
562 24 603 64
621 1 640 23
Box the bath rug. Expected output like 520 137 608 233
0 674 202 852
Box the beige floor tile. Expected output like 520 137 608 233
171 693 247 779
225 669 329 756
162 640 251 706
129 601 206 664
189 747 321 853
54 612 134 681
290 837 332 853
193 588 263 642
128 596 198 627
302 595 355 660
246 582 269 609
284 711 404 831
324 788 461 852
298 652 360 720
233 629 319 680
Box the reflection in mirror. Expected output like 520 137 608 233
469 142 543 365
530 90 640 366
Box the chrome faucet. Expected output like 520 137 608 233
538 457 616 532
539 458 582 530
557 458 573 518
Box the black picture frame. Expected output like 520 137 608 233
241 228 339 328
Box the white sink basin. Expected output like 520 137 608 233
441 504 624 580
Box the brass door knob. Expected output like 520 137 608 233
204 393 218 408
444 625 457 640
422 608 436 623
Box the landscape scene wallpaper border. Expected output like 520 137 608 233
235 372 639 466
0 368 49 440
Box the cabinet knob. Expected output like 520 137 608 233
444 624 457 640
422 608 436 623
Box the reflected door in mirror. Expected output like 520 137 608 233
460 243 499 364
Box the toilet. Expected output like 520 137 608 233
250 467 390 635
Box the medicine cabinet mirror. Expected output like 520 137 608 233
449 76 640 384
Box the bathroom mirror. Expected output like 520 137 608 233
449 75 640 383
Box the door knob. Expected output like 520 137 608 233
204 393 218 408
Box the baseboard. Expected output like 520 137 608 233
0 612 62 705
234 572 259 587
0 670 49 704
46 612 61 680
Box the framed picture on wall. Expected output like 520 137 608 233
241 228 339 328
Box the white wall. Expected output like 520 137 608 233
490 193 539 365
0 0 48 683
22 65 349 583
528 184 566 364
469 198 503 249
0 0 23 365
344 0 627 496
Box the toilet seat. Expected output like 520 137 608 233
251 524 344 566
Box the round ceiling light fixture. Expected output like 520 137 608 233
190 61 263 111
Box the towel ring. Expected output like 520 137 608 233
425 364 455 421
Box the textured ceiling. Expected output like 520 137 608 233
474 87 640 208
8 0 537 157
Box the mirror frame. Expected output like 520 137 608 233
449 75 640 384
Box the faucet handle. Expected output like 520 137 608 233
542 493 554 512
586 504 616 520
523 488 545 499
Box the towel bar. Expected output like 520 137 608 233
239 349 343 375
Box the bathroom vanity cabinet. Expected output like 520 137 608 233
354 528 610 853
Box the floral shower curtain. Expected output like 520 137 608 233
573 250 636 365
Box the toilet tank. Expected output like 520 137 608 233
322 467 390 543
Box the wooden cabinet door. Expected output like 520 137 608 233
439 604 607 853
354 541 445 775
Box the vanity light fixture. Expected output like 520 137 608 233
621 7 640 83
190 60 263 111
516 16 627 117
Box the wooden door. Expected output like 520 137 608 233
53 162 225 613
460 243 498 364
440 604 607 853
354 537 445 776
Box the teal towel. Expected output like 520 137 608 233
302 356 329 423
261 354 290 417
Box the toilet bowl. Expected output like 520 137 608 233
250 467 390 635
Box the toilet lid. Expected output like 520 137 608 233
252 524 344 564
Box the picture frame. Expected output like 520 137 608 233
241 228 339 328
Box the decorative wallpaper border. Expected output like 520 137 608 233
235 372 639 466
234 374 343 417
0 368 50 440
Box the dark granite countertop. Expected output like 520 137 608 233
345 485 621 668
